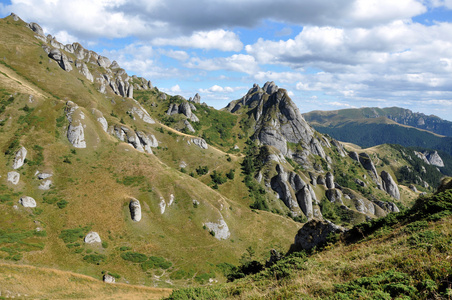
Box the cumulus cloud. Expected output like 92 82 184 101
199 85 245 93
152 30 243 51
185 54 259 74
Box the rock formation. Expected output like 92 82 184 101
65 101 86 148
129 198 141 222
12 146 27 169
103 274 115 283
294 218 346 250
204 216 230 240
167 102 199 122
325 172 334 189
19 196 36 208
84 232 101 244
7 171 20 185
380 171 400 200
191 138 208 149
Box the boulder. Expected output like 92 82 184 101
84 232 101 244
37 172 52 180
317 175 326 186
103 274 115 283
10 13 20 22
19 196 36 208
12 146 27 169
7 171 20 185
192 93 201 103
191 138 208 149
348 151 360 162
294 219 346 250
409 184 418 192
28 22 45 36
129 198 142 222
380 171 400 200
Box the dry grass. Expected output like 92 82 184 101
0 262 172 299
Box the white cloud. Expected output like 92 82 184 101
152 29 243 51
161 49 189 61
186 54 259 74
199 85 244 93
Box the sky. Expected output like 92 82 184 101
1 0 452 121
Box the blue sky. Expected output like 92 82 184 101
1 0 452 121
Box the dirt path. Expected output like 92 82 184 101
0 64 46 98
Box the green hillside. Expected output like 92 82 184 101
0 13 450 299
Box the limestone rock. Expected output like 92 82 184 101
91 109 108 132
28 22 45 36
19 196 36 208
129 198 142 222
191 93 201 104
103 274 115 283
380 171 400 200
48 48 72 72
426 151 444 167
294 219 346 250
204 217 230 240
37 172 52 180
130 101 155 124
7 171 20 185
12 147 27 169
136 131 156 154
374 200 400 213
10 13 20 22
191 138 208 149
97 56 111 68
184 120 195 133
409 184 418 192
325 172 334 189
326 189 343 204
296 186 313 219
65 101 86 148
348 151 360 162
67 123 86 148
38 179 52 190
84 232 101 244
159 197 166 214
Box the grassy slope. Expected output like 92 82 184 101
0 14 302 289
166 180 452 299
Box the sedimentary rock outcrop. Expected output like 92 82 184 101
191 138 208 149
129 198 142 222
65 101 86 148
380 171 400 200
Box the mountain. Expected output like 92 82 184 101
0 13 449 298
304 106 452 137
303 108 452 158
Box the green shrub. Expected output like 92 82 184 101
57 199 68 209
121 251 148 263
83 254 106 264
59 227 89 244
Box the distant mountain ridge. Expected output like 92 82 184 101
304 107 452 137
